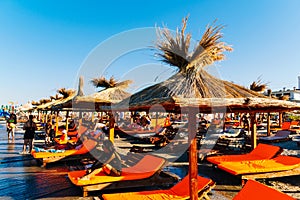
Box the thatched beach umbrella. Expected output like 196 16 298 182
114 17 300 199
72 76 132 142
36 95 64 111
18 102 34 112
51 77 84 111
73 76 132 111
50 88 77 110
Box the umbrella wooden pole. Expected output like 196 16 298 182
55 111 59 137
155 112 158 131
109 114 115 143
49 111 52 124
279 112 283 126
250 113 257 149
267 113 271 136
188 108 198 200
66 111 69 132
91 112 94 123
45 111 48 123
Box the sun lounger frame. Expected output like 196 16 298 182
68 155 179 197
80 171 178 197
241 166 300 185
101 175 216 200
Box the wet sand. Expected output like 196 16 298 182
0 124 299 199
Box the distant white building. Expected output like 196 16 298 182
271 76 300 103
271 88 300 103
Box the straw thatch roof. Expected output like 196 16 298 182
72 77 132 111
50 89 77 111
115 17 300 113
18 102 33 112
53 76 132 111
35 88 75 111
117 72 300 113
91 76 132 91
76 87 131 104
50 77 85 111
36 99 59 110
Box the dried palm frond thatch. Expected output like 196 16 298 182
39 99 51 104
31 101 40 106
115 16 300 113
50 94 62 101
57 88 76 98
91 76 133 90
76 87 131 104
156 16 232 74
250 77 268 92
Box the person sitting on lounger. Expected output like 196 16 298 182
80 140 122 180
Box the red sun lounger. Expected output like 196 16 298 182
233 179 296 200
102 175 215 200
206 143 282 165
68 155 170 197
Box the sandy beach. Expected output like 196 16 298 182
0 123 299 199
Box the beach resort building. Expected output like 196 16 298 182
271 76 300 103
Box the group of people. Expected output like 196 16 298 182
7 111 120 179
22 114 123 179
118 113 152 131
6 112 38 154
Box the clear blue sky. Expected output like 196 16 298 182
1 0 300 106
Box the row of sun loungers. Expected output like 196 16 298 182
102 179 296 200
32 138 98 166
271 121 300 133
67 144 298 198
67 153 297 199
31 126 96 166
30 127 298 199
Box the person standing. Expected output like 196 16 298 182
44 120 53 145
21 115 37 154
6 112 17 139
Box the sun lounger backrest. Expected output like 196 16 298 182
250 144 282 159
281 122 291 130
233 179 296 200
273 155 300 165
275 130 291 137
290 121 299 126
77 126 88 136
170 175 212 197
75 139 97 154
123 155 165 174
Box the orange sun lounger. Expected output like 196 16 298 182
68 155 171 197
31 138 97 165
233 179 296 200
54 126 88 145
206 143 282 165
270 121 291 132
217 155 300 176
102 175 216 200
